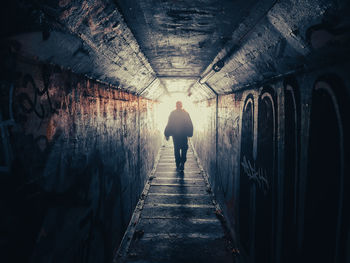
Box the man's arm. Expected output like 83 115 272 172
186 112 193 137
164 112 174 138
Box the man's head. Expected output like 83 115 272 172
176 101 182 110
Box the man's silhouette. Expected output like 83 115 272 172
164 101 193 171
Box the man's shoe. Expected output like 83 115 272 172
179 163 184 172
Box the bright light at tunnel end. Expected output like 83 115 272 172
156 93 209 134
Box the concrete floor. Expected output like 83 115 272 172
116 142 235 263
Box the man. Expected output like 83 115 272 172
164 101 193 172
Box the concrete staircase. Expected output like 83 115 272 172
115 142 235 263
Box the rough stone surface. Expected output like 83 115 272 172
205 0 350 94
1 1 350 263
0 55 161 262
117 0 263 94
3 0 166 99
191 67 350 263
117 142 235 263
191 98 217 182
3 1 350 100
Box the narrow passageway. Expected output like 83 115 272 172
1 1 350 262
117 141 234 263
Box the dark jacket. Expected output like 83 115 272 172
164 109 193 138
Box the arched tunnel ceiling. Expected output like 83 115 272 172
3 0 166 100
116 0 271 96
3 0 349 101
117 0 349 100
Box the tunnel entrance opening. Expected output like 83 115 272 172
255 87 277 263
239 95 255 258
281 82 300 262
302 78 346 263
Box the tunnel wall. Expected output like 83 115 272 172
191 66 350 263
191 98 216 183
0 56 161 262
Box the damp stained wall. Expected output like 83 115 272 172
0 56 161 262
191 98 216 181
191 67 350 263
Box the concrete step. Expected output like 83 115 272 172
151 177 206 186
157 161 198 165
135 218 223 234
156 165 200 170
155 167 200 173
148 185 208 195
157 162 198 166
144 193 212 205
120 144 234 263
126 236 233 263
154 171 202 177
141 205 216 219
159 155 195 158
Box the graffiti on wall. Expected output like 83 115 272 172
0 58 161 262
241 155 269 195
18 72 58 120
